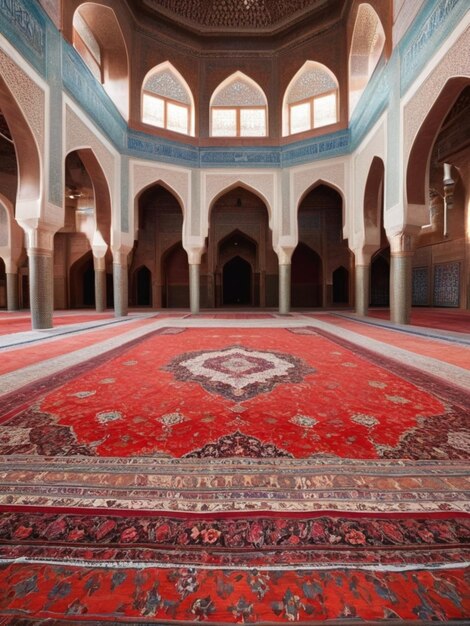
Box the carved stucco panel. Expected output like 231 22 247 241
205 172 275 217
0 48 45 151
65 106 115 199
404 28 470 161
131 163 190 213
292 162 345 209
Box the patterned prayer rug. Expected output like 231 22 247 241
0 326 469 622
0 328 468 460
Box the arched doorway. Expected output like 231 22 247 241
57 149 112 312
162 242 189 308
333 265 349 304
132 184 184 309
291 243 322 307
370 251 390 306
296 184 350 307
134 266 152 306
70 251 95 308
223 256 252 305
206 187 276 308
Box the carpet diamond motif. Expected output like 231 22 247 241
165 345 314 401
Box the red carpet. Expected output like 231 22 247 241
1 327 467 460
0 325 469 622
0 312 114 335
368 308 470 334
0 317 157 376
315 314 470 370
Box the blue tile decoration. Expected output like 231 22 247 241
201 146 280 167
127 131 198 165
412 266 430 306
350 57 389 151
0 0 46 75
433 262 460 307
281 131 350 167
400 0 467 95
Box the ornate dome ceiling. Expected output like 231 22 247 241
137 0 344 35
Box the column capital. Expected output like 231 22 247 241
275 246 295 265
185 246 205 265
387 227 420 255
112 245 132 266
93 256 106 272
17 219 58 255
353 245 377 266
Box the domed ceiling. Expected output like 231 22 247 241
137 0 345 35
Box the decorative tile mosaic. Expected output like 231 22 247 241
412 266 430 306
433 262 460 307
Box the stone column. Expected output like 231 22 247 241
354 250 372 317
94 256 107 313
6 272 19 311
5 260 19 311
189 263 200 314
279 263 291 314
18 222 57 330
388 232 416 325
113 251 129 317
29 250 54 329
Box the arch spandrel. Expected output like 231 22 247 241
204 173 275 229
292 163 347 221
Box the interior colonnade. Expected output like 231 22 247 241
0 1 469 329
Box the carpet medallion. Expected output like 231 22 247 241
0 325 469 622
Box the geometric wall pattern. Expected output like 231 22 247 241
433 262 460 307
412 266 429 306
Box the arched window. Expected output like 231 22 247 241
210 72 267 137
71 4 129 120
349 4 385 116
283 62 339 136
142 64 194 136
73 9 102 82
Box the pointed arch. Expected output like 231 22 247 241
407 77 470 207
349 4 386 117
208 180 272 226
65 147 113 245
210 71 267 137
134 179 185 236
363 156 385 242
282 61 339 136
142 61 195 136
296 179 346 222
0 76 41 207
72 3 129 120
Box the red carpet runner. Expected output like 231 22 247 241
0 326 469 622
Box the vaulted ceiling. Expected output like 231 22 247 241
131 0 347 38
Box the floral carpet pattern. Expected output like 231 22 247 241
0 324 469 622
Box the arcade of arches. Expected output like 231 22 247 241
0 1 469 330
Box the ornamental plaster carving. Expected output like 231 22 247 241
292 162 345 210
0 48 44 151
204 172 275 218
404 28 470 161
65 105 115 199
131 162 190 213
